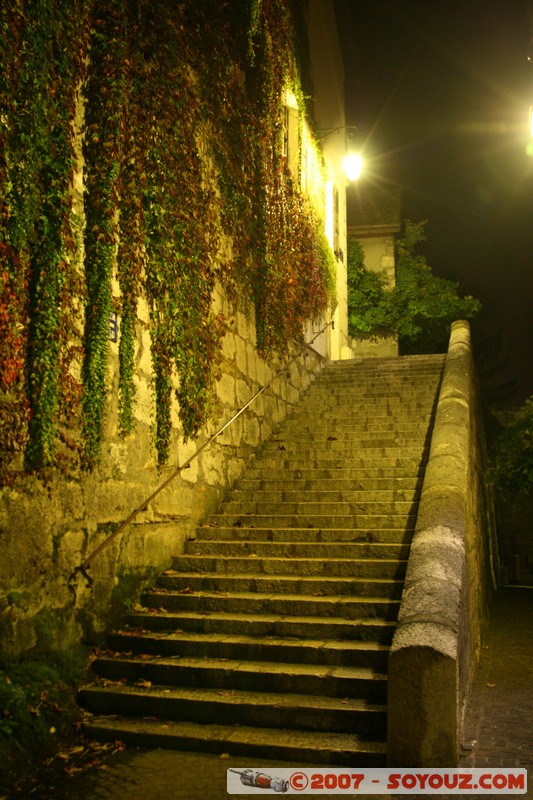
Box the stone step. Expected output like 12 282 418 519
170 554 407 578
226 488 420 503
218 500 417 517
156 571 404 599
184 540 410 559
279 420 432 435
89 655 387 703
141 588 402 618
206 512 417 529
311 381 441 391
261 438 429 453
125 610 397 642
234 477 422 492
318 359 442 369
244 466 426 481
312 379 442 391
248 456 427 472
107 630 391 670
285 403 435 418
195 526 412 544
260 438 428 452
318 355 444 371
81 717 387 766
289 399 438 413
80 683 385 736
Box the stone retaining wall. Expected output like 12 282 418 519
0 289 326 662
387 320 493 766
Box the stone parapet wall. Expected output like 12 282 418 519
387 320 493 766
0 291 326 662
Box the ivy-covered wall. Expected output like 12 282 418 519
0 0 343 660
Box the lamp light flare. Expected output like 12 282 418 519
343 153 363 181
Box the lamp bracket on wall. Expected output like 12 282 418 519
315 124 358 141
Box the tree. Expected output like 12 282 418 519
347 220 481 353
489 396 533 495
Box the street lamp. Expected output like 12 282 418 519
343 153 363 181
316 125 363 181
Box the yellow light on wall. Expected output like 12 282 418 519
343 153 363 181
324 180 334 247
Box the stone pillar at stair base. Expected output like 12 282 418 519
387 626 458 766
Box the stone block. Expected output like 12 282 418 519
235 336 248 376
388 644 458 766
216 373 236 408
152 483 194 520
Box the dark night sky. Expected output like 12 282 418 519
334 0 533 404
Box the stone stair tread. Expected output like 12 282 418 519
143 589 402 603
202 518 416 533
260 445 427 455
227 489 419 500
127 610 397 628
81 680 386 710
248 460 427 471
185 541 409 553
195 527 412 543
245 467 426 477
165 558 407 578
159 570 403 583
111 630 391 653
220 500 417 509
235 478 421 488
81 716 388 762
91 654 387 684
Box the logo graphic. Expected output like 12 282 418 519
229 769 289 793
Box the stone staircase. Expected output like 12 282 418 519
78 354 445 765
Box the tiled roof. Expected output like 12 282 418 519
347 187 402 235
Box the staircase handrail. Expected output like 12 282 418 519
70 319 334 587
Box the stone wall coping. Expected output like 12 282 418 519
387 320 476 767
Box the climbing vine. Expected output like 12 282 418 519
0 0 88 478
82 1 126 467
0 0 337 475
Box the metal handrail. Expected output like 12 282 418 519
70 319 333 587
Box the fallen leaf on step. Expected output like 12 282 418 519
64 766 84 776
487 683 496 688
162 569 179 576
177 587 193 594
327 435 337 441
220 753 230 759
135 679 152 689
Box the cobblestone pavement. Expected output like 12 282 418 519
5 587 532 800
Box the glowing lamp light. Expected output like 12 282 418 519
343 153 363 181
